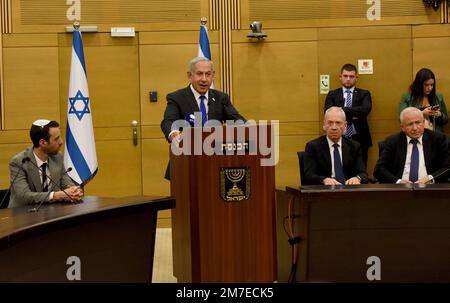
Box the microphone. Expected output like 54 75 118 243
22 157 76 212
0 157 28 208
426 168 450 184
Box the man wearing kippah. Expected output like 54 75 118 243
7 119 83 208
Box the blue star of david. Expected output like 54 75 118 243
69 90 91 121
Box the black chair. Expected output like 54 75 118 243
0 189 10 209
378 140 386 157
297 151 308 185
366 140 386 184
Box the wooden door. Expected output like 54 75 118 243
58 33 142 197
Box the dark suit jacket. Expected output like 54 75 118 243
161 86 246 179
161 86 246 141
373 129 450 183
8 147 75 208
324 87 372 148
303 135 368 185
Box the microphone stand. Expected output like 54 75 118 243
28 183 55 212
23 157 76 212
0 157 28 208
425 168 450 184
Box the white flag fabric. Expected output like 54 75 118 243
64 30 98 185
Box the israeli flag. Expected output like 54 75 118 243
198 23 211 59
64 30 98 185
198 23 214 89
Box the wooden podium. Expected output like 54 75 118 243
170 125 277 282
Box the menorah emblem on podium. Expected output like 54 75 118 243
220 167 251 202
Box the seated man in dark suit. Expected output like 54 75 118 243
303 106 368 185
161 57 246 179
324 63 372 168
374 107 450 184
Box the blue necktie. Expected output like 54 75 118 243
199 95 207 126
333 143 345 184
345 90 353 137
409 139 419 182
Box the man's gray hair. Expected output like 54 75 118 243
324 106 346 122
188 57 214 73
400 107 423 124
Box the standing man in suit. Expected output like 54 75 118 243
324 63 372 167
161 57 246 142
161 57 246 179
303 107 368 185
8 120 83 208
374 107 450 184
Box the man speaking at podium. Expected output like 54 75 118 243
8 120 83 208
161 57 246 179
161 57 246 142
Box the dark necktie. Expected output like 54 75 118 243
41 163 48 192
199 95 208 126
333 143 345 184
345 90 353 138
409 139 419 182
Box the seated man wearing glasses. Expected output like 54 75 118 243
8 120 84 208
303 106 368 185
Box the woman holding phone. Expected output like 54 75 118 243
399 68 448 132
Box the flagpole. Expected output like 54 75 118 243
73 21 80 31
201 16 207 26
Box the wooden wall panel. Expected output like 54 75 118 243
58 34 140 128
13 0 207 33
0 142 28 188
141 132 172 228
242 0 441 28
412 25 450 133
318 26 413 175
232 40 318 122
3 44 60 130
141 136 170 196
139 31 220 126
84 138 142 197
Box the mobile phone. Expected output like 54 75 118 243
430 105 440 110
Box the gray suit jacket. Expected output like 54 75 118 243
8 147 75 208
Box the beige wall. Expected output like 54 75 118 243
1 1 449 226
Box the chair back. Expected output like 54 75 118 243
0 189 10 209
297 151 306 185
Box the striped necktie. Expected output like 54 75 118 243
345 90 353 137
41 163 48 192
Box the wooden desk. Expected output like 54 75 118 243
277 184 450 282
0 195 175 282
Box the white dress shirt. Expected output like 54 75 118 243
190 84 209 114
